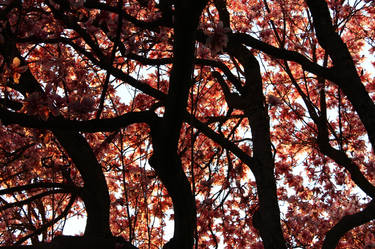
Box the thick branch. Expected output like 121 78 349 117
212 3 287 246
0 108 156 133
322 201 375 249
305 0 375 150
0 38 112 237
52 129 111 237
148 1 207 249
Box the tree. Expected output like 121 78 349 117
0 0 374 248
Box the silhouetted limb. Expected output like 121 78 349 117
0 235 139 249
322 200 375 249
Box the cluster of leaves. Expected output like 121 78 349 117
0 0 374 248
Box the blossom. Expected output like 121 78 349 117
205 21 230 56
69 96 95 114
97 11 119 38
69 0 85 9
84 17 99 33
114 242 126 249
267 94 282 106
365 242 375 249
10 57 28 84
22 92 50 120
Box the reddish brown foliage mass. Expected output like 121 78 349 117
0 0 375 248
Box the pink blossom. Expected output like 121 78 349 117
101 12 119 38
365 242 375 249
69 96 95 114
48 0 60 9
84 17 99 33
267 94 282 106
69 0 84 9
114 242 125 249
126 36 140 54
196 43 210 58
205 21 230 56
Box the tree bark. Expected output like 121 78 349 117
305 0 375 150
227 40 287 249
0 36 112 238
53 130 111 237
148 1 207 248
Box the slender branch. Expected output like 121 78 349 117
47 1 104 60
16 37 165 101
230 33 336 82
186 112 256 172
0 190 73 212
14 194 77 245
0 182 80 196
195 58 243 90
96 0 124 119
84 0 172 29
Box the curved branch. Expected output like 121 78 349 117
148 2 208 248
322 200 375 249
213 2 287 247
0 109 157 133
282 59 375 198
52 129 112 237
317 139 375 198
65 39 166 100
195 58 243 90
16 36 165 100
0 39 112 238
46 1 104 60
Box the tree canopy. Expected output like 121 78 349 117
0 0 375 248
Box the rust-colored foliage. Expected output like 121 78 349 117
0 0 374 248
